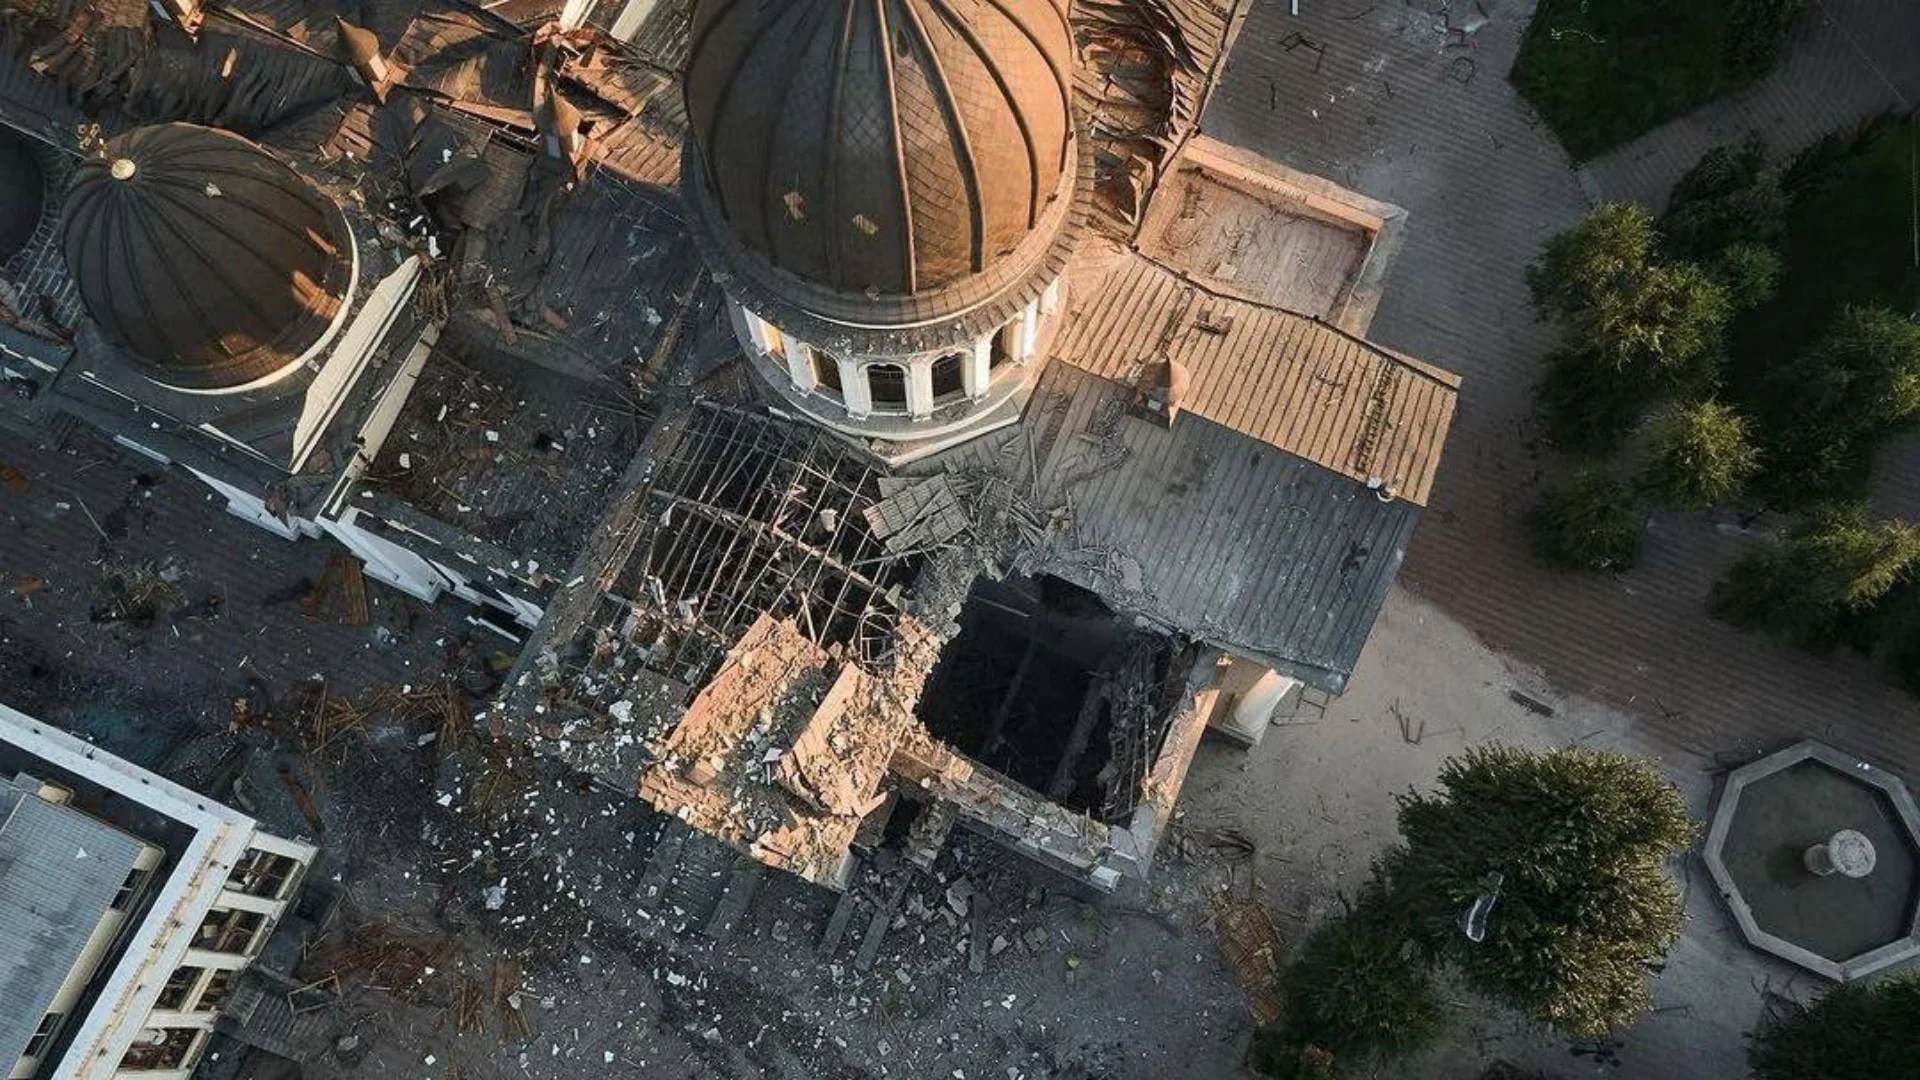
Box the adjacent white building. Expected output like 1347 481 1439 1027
0 706 316 1080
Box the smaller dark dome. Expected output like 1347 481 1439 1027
0 127 45 262
62 124 354 392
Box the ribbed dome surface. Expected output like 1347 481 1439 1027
0 127 44 262
62 124 353 392
685 0 1075 301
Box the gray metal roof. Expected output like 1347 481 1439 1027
1020 362 1422 693
0 781 146 1074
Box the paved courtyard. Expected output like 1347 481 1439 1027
1203 0 1920 783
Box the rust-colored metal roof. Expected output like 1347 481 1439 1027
682 0 1076 300
61 123 354 391
1053 252 1459 506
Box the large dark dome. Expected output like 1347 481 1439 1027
684 0 1076 314
0 127 44 263
62 124 355 392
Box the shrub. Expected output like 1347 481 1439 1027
1530 472 1642 571
1662 139 1787 261
1282 898 1444 1064
1710 242 1783 312
1749 974 1920 1080
1382 747 1693 1039
1759 306 1920 507
1638 400 1760 509
1711 504 1920 651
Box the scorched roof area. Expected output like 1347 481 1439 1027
564 401 922 700
365 350 649 576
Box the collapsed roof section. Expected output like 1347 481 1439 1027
632 611 945 886
1075 0 1250 232
504 401 1228 890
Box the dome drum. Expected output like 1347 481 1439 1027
728 271 1066 458
683 0 1086 456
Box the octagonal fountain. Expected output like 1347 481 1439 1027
1704 740 1920 981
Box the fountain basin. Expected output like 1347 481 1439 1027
1704 740 1920 981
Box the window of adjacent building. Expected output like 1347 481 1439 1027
228 848 299 899
197 968 237 1012
156 966 200 1010
867 364 907 412
111 866 148 911
120 1027 200 1071
931 353 965 402
196 908 267 955
23 1012 62 1059
810 347 842 397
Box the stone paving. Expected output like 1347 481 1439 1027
0 426 464 755
1203 0 1920 783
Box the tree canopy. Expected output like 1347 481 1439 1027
1381 746 1693 1038
1759 306 1920 506
1527 205 1734 449
1712 504 1920 649
1749 974 1920 1080
1531 471 1643 570
1639 400 1760 510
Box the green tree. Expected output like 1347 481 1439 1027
1530 471 1643 571
1710 242 1784 312
1534 350 1648 452
1281 892 1444 1065
1711 504 1920 650
1724 0 1806 77
1661 139 1787 261
1527 206 1733 449
1638 400 1760 509
1759 306 1920 507
1381 747 1693 1039
1749 974 1920 1080
1529 204 1660 325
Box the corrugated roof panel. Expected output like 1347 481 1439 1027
1025 364 1424 692
1055 252 1458 504
0 788 146 1072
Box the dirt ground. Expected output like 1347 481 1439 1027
1180 589 1819 1080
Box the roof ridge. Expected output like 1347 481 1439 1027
1131 249 1462 391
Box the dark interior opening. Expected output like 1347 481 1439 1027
812 348 842 394
0 127 46 263
991 323 1016 369
868 363 907 409
931 352 964 400
914 574 1180 821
